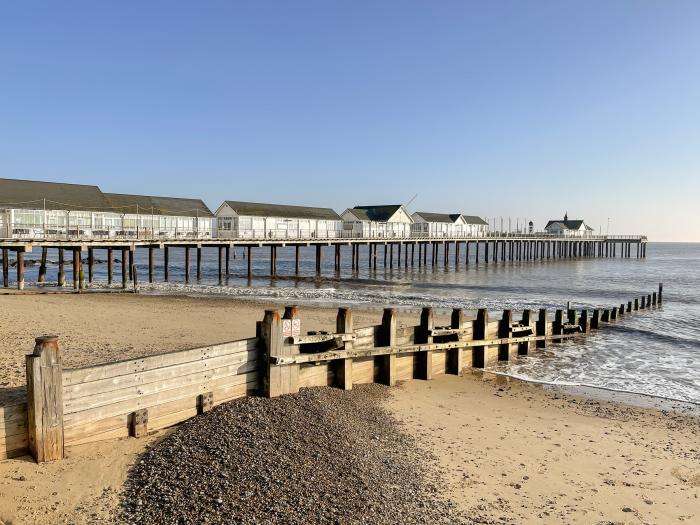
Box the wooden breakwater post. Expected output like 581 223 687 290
26 336 64 463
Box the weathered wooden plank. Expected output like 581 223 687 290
431 349 447 376
0 417 27 438
64 350 259 401
395 354 415 381
64 359 260 414
351 357 374 384
63 371 259 426
298 363 333 388
0 401 28 422
63 338 258 386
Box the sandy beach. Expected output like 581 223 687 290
0 293 698 524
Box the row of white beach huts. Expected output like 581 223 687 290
0 178 593 240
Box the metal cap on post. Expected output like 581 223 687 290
26 336 64 463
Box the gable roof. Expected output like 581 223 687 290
413 212 463 223
462 215 488 225
222 201 341 221
104 193 214 218
347 205 406 222
0 177 112 211
545 219 593 231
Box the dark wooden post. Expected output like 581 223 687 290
378 308 397 386
1 247 8 287
72 248 79 290
163 246 169 282
553 309 565 340
16 249 25 290
38 247 48 283
601 309 610 323
472 308 488 368
416 307 433 380
579 310 590 333
658 283 663 304
652 292 657 305
121 248 128 288
446 308 464 374
335 307 354 390
148 246 154 283
247 246 253 279
591 309 600 329
26 336 64 463
225 245 230 276
184 246 190 283
87 247 94 285
128 249 134 281
634 298 639 311
519 309 532 355
106 248 112 286
315 244 322 274
610 307 618 320
78 249 86 290
627 300 633 313
498 309 512 361
295 245 300 275
536 308 548 349
270 246 276 276
196 246 202 280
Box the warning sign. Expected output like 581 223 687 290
292 319 301 336
282 319 292 337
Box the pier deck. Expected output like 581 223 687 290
0 233 648 290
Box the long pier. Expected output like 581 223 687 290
0 234 647 290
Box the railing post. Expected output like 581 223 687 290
378 308 397 386
26 336 64 463
335 307 353 390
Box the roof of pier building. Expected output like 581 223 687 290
462 215 489 226
104 193 214 218
0 177 112 212
412 212 464 224
544 219 593 231
343 205 414 222
219 201 342 221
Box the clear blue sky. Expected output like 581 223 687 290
1 1 698 240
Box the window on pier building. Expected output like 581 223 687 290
218 217 232 231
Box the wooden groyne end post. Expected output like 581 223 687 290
26 336 64 463
417 307 434 380
378 308 398 386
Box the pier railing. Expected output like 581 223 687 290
0 284 663 463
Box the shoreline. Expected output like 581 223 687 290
0 292 695 409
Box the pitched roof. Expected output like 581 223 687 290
413 212 463 223
0 177 112 211
347 205 405 222
462 215 488 225
223 201 341 221
545 219 593 231
105 193 214 218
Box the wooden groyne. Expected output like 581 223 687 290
0 234 647 290
0 284 663 463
